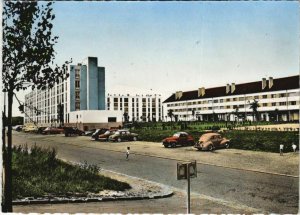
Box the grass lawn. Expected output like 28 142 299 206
12 145 131 200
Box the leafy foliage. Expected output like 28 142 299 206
12 145 131 199
2 1 71 92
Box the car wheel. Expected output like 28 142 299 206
164 144 168 148
117 137 122 142
171 142 176 148
133 137 137 141
208 145 213 151
225 143 230 149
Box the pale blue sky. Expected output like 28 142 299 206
12 1 299 116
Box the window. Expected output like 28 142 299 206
262 95 267 99
75 92 80 99
108 117 117 122
75 80 80 88
289 101 296 105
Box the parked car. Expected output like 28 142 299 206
98 129 117 141
64 127 85 137
42 127 64 135
162 132 195 148
13 125 23 132
23 124 38 132
84 129 97 136
194 132 230 151
108 130 138 142
37 126 47 134
91 128 109 140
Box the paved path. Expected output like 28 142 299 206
12 132 299 213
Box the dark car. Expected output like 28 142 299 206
64 127 85 137
108 130 138 142
194 132 230 151
91 128 109 140
42 127 64 135
162 132 194 148
37 127 47 134
84 129 97 136
98 129 117 141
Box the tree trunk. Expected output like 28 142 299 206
2 93 7 211
3 90 13 212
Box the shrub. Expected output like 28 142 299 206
12 145 131 199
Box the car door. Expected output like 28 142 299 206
179 133 187 146
214 135 222 148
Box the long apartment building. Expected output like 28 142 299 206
24 57 122 129
163 75 299 122
107 93 163 122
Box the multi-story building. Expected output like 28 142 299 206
163 75 299 122
106 93 163 122
24 57 122 129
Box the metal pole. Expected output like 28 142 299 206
187 163 191 214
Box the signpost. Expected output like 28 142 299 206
177 161 197 213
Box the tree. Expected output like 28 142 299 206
233 106 239 122
249 99 260 122
191 109 195 121
2 2 71 212
123 112 129 123
167 109 174 122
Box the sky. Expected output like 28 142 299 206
9 1 300 116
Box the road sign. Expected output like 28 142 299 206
177 161 197 213
177 161 197 180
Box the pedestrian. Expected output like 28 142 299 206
126 146 130 160
292 143 297 153
279 144 284 156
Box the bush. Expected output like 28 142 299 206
12 145 131 199
132 129 298 153
223 130 298 153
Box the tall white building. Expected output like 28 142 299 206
24 57 122 130
163 76 300 122
106 93 163 122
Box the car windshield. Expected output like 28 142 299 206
114 131 120 135
173 133 180 137
104 131 110 135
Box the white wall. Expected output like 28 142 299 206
68 110 122 123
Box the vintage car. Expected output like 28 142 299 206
42 127 64 135
23 124 38 132
84 129 97 136
91 128 109 140
64 127 85 137
98 129 117 141
13 125 23 132
162 132 195 148
194 132 230 151
108 130 138 142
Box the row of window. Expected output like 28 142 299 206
167 92 299 107
172 101 298 113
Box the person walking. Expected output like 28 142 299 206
292 143 297 153
279 144 284 156
126 147 130 160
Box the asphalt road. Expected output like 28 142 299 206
12 132 299 213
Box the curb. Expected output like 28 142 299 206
12 165 174 206
67 142 299 178
13 192 174 205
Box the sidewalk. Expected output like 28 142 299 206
76 136 299 177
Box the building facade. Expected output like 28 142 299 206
24 57 122 129
163 76 299 122
106 93 163 122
